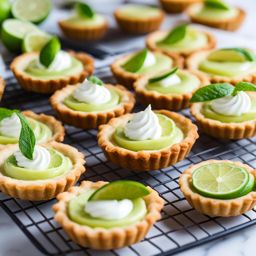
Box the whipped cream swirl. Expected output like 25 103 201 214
142 51 156 68
0 113 21 138
85 199 133 220
73 78 111 104
159 74 181 88
124 105 162 140
14 145 51 170
211 91 251 116
37 50 72 72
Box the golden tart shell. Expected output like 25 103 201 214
0 76 5 101
50 84 135 129
134 70 209 111
111 51 184 89
190 95 256 140
0 141 85 201
159 0 202 13
146 29 216 57
179 160 256 217
11 51 94 94
98 110 198 171
186 4 246 31
52 180 164 250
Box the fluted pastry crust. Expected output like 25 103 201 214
0 76 5 100
159 0 202 13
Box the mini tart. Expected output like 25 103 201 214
179 160 256 217
146 29 216 57
111 51 183 89
190 95 256 139
52 180 164 249
50 84 135 129
186 4 246 31
98 110 198 171
159 0 202 13
0 141 85 201
10 51 94 94
114 6 165 34
0 76 5 101
134 70 209 111
58 18 108 41
186 50 256 84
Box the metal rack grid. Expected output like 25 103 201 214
1 60 256 256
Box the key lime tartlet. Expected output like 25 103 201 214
146 24 216 57
11 37 94 94
59 2 108 41
0 109 64 148
111 48 182 89
0 109 85 200
134 68 209 111
98 105 198 171
186 0 246 31
190 82 256 139
0 77 5 101
114 4 164 34
159 0 202 13
50 76 135 129
187 48 256 84
53 180 164 249
179 160 256 217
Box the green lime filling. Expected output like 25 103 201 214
24 56 83 79
64 88 120 112
113 114 184 151
118 5 161 19
146 71 200 94
68 190 147 228
0 117 52 145
157 29 208 52
3 149 72 181
63 14 105 27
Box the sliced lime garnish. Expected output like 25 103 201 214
205 0 230 10
159 24 187 45
11 0 52 24
149 67 178 83
22 31 51 53
75 2 95 18
88 180 150 201
0 0 11 25
236 173 255 198
39 37 61 68
192 163 250 199
122 49 148 73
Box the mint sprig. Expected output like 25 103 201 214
232 82 256 96
205 0 230 10
159 24 187 45
149 67 178 83
88 76 104 86
75 2 95 18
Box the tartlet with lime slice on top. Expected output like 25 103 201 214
59 2 108 41
50 76 135 129
98 105 198 171
179 160 256 217
190 82 256 139
146 24 216 57
0 108 85 201
53 180 164 249
0 77 5 101
187 48 256 84
186 0 245 31
11 37 94 94
134 67 209 111
111 48 183 89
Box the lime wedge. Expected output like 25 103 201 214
122 49 148 72
11 0 52 24
192 163 250 199
1 19 39 52
22 31 51 53
88 180 150 201
0 0 11 25
39 37 61 68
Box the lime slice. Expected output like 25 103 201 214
149 67 178 83
192 163 250 199
11 0 52 24
205 0 230 10
0 0 11 24
88 180 150 201
1 19 39 53
75 2 95 18
22 31 51 53
236 173 255 198
208 48 255 62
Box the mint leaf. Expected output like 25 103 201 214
16 113 36 160
233 82 256 96
205 0 230 10
39 37 61 68
88 76 103 86
159 24 187 45
122 49 148 73
190 83 234 102
149 67 178 83
0 108 16 121
75 2 94 18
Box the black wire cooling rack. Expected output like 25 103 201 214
1 56 256 256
